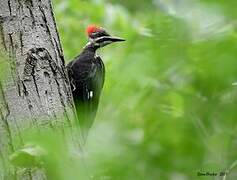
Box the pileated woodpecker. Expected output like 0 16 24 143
67 25 125 140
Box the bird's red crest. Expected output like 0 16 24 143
86 25 102 36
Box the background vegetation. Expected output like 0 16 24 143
2 0 237 179
52 0 237 179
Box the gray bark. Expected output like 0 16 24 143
0 0 77 179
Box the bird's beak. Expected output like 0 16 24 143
107 36 126 42
94 35 125 47
95 36 125 43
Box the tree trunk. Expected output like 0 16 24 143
0 0 77 179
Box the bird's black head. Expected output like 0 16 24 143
86 25 125 48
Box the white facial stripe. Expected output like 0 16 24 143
100 41 113 47
89 38 99 46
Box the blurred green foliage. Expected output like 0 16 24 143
52 0 237 179
1 0 237 179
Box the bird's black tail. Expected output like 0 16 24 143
74 95 99 142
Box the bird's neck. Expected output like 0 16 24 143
84 41 100 52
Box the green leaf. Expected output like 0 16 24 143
10 144 46 168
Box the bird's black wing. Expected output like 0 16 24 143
66 56 105 140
